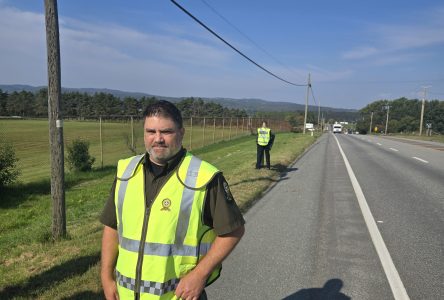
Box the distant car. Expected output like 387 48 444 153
332 124 342 133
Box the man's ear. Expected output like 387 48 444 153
180 127 185 137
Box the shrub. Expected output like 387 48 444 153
0 142 20 187
66 139 95 172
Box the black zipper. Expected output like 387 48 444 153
134 171 150 300
133 159 183 299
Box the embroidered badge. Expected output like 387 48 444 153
223 180 234 202
161 198 171 211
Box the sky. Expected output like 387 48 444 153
1 0 443 110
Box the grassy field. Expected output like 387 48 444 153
0 126 318 299
389 133 444 143
0 119 251 183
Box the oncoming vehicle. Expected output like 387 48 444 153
332 123 343 133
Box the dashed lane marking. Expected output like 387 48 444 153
412 157 429 163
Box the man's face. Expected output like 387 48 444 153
144 115 184 165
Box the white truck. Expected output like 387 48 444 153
332 123 343 133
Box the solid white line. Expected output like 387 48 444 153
377 143 382 146
390 148 399 152
412 157 428 163
333 135 410 300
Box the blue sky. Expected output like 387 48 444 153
1 0 443 109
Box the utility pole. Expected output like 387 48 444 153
317 97 320 132
303 73 311 135
419 86 431 136
384 105 390 135
45 0 66 240
369 111 374 134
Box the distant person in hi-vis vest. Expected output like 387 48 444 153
256 121 275 169
100 100 245 300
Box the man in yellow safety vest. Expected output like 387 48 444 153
100 100 245 300
256 121 275 169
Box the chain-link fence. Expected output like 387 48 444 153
1 116 291 183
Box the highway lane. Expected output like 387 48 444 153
338 134 444 299
207 133 395 299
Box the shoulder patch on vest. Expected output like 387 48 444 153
223 180 234 202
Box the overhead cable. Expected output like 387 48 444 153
170 0 306 87
309 85 318 106
199 0 291 72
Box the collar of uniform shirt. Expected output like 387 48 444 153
144 148 186 177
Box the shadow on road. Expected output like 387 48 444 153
282 278 351 300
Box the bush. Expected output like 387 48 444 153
0 142 20 187
66 139 95 172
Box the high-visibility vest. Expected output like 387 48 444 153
257 127 271 146
114 152 221 300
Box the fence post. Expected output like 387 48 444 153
229 117 232 140
242 117 244 134
189 117 193 150
222 118 225 141
203 117 206 148
213 118 216 144
236 118 239 138
131 115 134 151
100 116 103 169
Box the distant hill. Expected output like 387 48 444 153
0 84 357 115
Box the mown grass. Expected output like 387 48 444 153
0 119 251 183
0 130 319 299
389 133 444 143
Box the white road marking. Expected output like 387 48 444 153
333 135 410 300
412 157 428 163
377 143 382 146
390 148 399 152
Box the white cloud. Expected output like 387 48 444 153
341 6 444 64
342 47 379 60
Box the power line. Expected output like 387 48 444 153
319 78 444 84
429 91 444 96
170 0 306 87
199 0 290 71
309 85 317 106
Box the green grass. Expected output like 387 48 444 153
0 126 319 299
0 119 252 183
389 133 444 143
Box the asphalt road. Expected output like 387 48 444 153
206 133 444 300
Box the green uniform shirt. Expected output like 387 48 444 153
100 148 245 235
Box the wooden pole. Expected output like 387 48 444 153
222 118 225 140
100 116 103 168
213 118 216 144
45 0 66 239
189 117 193 150
202 117 206 148
131 115 134 151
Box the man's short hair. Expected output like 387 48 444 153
142 100 183 129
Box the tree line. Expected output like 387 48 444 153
0 88 248 119
356 97 444 134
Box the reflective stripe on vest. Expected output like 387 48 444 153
257 127 271 146
116 270 179 296
117 154 144 241
117 155 205 252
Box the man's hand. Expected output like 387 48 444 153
102 277 119 300
101 226 119 300
175 269 206 300
175 226 245 300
